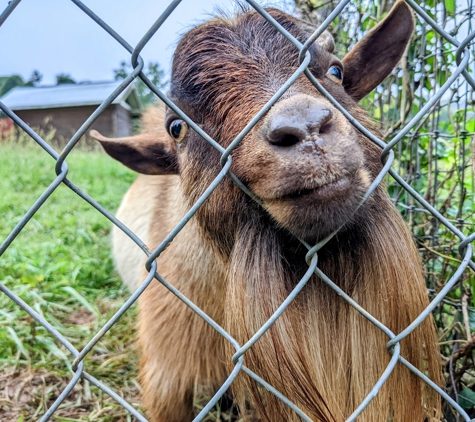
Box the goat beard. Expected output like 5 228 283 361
223 201 442 422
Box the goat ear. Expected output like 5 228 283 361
90 130 178 175
342 0 414 101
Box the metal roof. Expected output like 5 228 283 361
0 81 142 113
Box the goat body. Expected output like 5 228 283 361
92 2 442 421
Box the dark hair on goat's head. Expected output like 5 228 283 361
170 9 339 138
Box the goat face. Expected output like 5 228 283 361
165 3 414 243
93 1 414 246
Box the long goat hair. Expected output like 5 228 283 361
92 2 442 420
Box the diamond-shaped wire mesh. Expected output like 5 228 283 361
0 0 474 421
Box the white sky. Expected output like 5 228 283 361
0 0 292 86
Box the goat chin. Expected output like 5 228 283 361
94 2 442 421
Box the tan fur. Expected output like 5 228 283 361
225 201 441 421
95 3 442 421
112 176 156 291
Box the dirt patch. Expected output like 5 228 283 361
63 308 96 326
0 367 142 421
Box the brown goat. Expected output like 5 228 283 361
91 2 442 421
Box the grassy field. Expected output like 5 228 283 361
0 142 142 421
0 141 238 422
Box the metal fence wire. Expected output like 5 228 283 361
0 0 475 421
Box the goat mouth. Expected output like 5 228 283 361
278 177 352 202
260 171 369 242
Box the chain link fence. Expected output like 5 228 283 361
0 0 474 420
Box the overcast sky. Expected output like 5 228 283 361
0 0 292 86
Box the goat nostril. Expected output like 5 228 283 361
267 126 305 147
319 122 332 135
265 101 333 147
270 133 301 147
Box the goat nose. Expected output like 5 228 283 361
264 97 333 147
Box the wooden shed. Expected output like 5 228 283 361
0 81 142 145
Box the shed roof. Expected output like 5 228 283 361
0 81 142 114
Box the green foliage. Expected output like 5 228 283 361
0 71 43 100
27 70 43 86
0 75 25 97
459 388 475 410
114 60 166 105
55 73 76 85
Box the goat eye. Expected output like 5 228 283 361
327 65 343 84
169 119 188 143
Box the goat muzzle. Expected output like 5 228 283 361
262 94 333 148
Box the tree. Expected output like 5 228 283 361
113 60 167 106
0 70 42 97
26 70 43 86
55 73 76 85
0 75 25 97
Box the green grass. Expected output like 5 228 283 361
0 142 141 421
0 141 237 421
